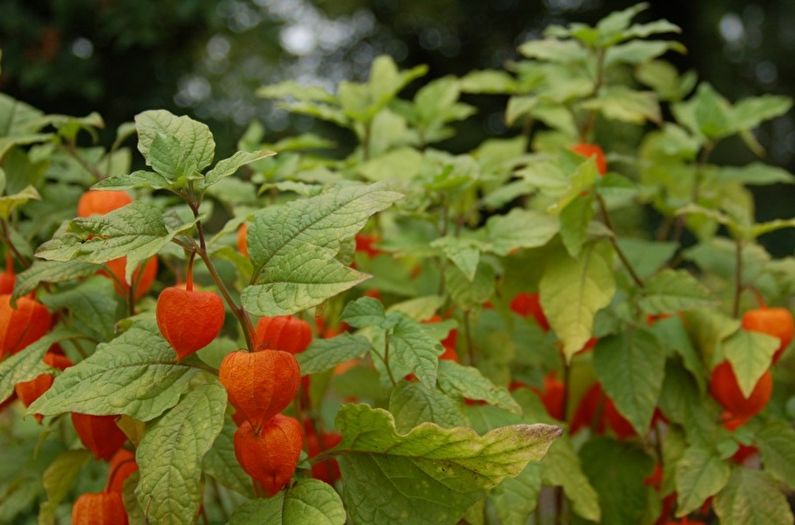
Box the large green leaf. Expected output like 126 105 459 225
437 361 520 414
675 445 731 516
39 450 92 525
298 333 373 375
722 330 779 398
540 249 615 361
383 313 443 386
757 420 795 490
42 277 119 343
484 209 559 256
135 110 215 175
0 185 39 220
594 330 666 434
388 381 466 433
0 329 77 403
29 321 200 421
541 436 601 522
12 259 99 298
36 200 193 282
203 416 254 497
638 269 715 314
136 382 227 525
229 479 346 525
579 437 654 525
490 464 542 525
336 404 561 525
242 183 402 315
714 468 794 525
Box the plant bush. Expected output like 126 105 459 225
1 4 794 524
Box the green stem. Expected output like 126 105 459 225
190 203 256 352
733 239 744 317
596 195 644 288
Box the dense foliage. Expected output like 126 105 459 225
1 5 794 524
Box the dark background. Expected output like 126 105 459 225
1 0 793 252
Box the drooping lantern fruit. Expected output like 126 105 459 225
237 223 248 257
71 413 128 461
71 492 128 525
530 372 565 420
234 414 303 496
106 449 138 494
0 253 14 294
355 233 382 258
156 273 225 360
254 315 313 354
0 294 52 359
103 256 158 300
742 307 794 364
15 352 72 422
219 350 301 426
709 360 772 429
510 292 550 331
570 143 607 175
77 190 133 217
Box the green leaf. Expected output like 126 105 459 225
0 329 77 404
336 404 561 525
0 184 39 219
257 81 335 103
242 183 402 316
342 297 386 329
200 149 275 189
541 436 601 521
605 40 686 66
580 87 661 125
444 263 495 310
39 450 92 525
298 333 373 375
579 437 654 525
203 416 253 497
714 163 795 185
616 238 678 278
135 110 215 174
459 70 519 94
549 158 599 213
389 381 466 432
30 321 200 421
518 38 587 62
731 95 792 133
722 330 779 398
594 330 666 434
431 236 482 281
385 313 443 386
490 464 542 525
757 420 795 490
559 192 595 257
229 479 346 525
92 170 172 191
484 209 559 255
36 200 193 283
714 468 794 525
639 269 715 314
42 277 119 342
540 249 615 361
674 445 731 516
136 382 227 525
12 259 99 298
387 295 445 321
437 361 521 414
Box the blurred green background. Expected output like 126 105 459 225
1 0 793 252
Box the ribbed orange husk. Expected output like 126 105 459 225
156 285 225 359
237 224 248 256
0 295 52 359
742 307 794 364
13 348 69 421
71 413 127 461
253 315 312 354
106 449 138 494
0 268 14 295
234 414 303 496
219 350 300 425
102 256 158 300
77 190 133 217
710 360 772 426
71 492 128 525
